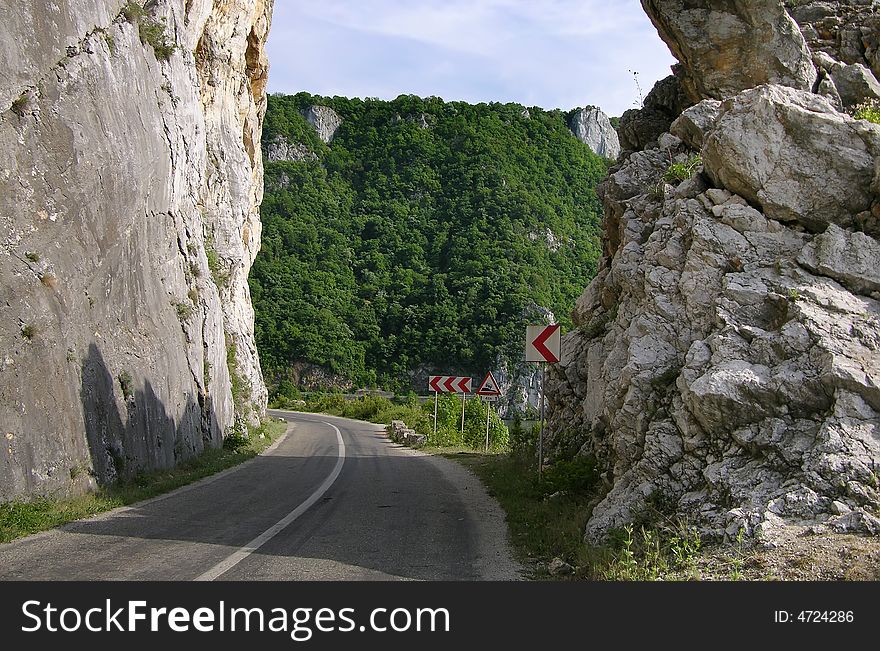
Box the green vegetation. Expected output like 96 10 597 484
286 393 509 450
451 444 708 580
10 94 29 116
173 301 193 321
138 17 176 61
25 251 39 263
852 98 880 124
0 419 287 543
787 287 801 302
253 93 606 395
663 155 703 184
121 1 175 60
20 324 36 340
226 339 252 423
121 1 145 22
205 234 230 288
118 370 134 401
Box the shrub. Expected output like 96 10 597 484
205 235 230 288
121 1 145 22
139 18 176 60
20 324 36 340
852 98 880 124
540 455 599 495
222 431 249 452
118 371 134 400
663 155 702 184
173 301 193 321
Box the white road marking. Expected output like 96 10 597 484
193 420 346 581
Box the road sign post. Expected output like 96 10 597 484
460 394 466 436
525 325 561 480
485 402 491 451
430 376 472 439
539 363 545 480
475 371 502 452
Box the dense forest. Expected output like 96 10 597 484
251 92 608 396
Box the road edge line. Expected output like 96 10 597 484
193 420 346 581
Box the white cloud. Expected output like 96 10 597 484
267 0 677 116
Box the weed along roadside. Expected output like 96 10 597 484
0 419 287 544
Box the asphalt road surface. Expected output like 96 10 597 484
0 411 522 580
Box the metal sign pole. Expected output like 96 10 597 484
460 393 466 436
433 391 438 438
485 400 491 451
538 362 545 480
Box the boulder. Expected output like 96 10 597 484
829 62 880 109
618 75 692 151
703 84 880 231
670 99 722 150
642 0 816 101
797 224 880 297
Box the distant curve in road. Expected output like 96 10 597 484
0 411 523 581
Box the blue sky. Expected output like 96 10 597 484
266 0 678 117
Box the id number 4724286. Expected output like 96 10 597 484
774 611 854 623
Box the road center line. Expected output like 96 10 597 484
194 420 346 581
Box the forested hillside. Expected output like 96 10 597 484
252 92 607 395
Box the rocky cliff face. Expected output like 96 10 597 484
0 0 272 500
547 0 880 544
568 107 621 160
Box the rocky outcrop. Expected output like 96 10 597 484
618 75 692 153
548 0 880 544
303 105 342 143
642 0 816 101
265 135 318 163
0 1 271 500
568 107 621 160
702 84 880 231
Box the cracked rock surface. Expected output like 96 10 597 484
0 0 271 499
549 0 880 545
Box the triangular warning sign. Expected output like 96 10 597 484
476 371 502 396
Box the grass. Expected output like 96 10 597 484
278 392 509 451
120 1 176 61
663 155 703 184
449 452 599 578
852 98 880 124
0 419 287 544
173 300 194 321
118 370 134 400
447 449 708 580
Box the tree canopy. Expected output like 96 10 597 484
252 92 607 394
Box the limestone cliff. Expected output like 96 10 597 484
547 0 880 544
568 107 621 160
0 0 272 500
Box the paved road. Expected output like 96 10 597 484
0 411 522 580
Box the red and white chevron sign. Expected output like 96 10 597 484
525 324 561 363
428 376 473 394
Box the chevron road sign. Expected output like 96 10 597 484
525 324 561 363
428 375 473 394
